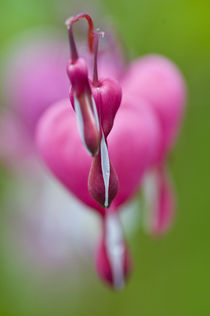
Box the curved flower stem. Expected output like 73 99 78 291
65 13 95 62
93 30 105 87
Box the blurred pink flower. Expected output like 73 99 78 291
122 55 186 234
122 55 186 160
36 97 161 216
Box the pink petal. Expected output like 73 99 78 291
36 97 161 213
121 54 187 161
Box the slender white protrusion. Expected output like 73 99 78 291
91 95 100 131
74 96 92 155
142 169 159 231
100 132 110 208
105 212 125 290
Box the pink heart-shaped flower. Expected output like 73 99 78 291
36 97 161 215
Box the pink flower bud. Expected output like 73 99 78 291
66 14 101 156
91 78 122 138
67 58 101 156
67 58 89 97
88 145 119 208
95 212 131 289
70 85 101 156
84 30 121 207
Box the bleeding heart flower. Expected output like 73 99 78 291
121 55 186 235
36 97 161 215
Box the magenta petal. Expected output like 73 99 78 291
122 54 186 159
109 97 162 208
36 97 161 214
91 78 122 138
36 99 104 215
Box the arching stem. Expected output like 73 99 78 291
65 13 95 62
93 31 104 86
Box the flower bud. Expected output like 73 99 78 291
70 87 101 156
67 58 101 156
91 78 122 138
88 136 118 208
67 58 89 97
66 14 101 156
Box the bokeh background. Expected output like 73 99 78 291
0 0 210 315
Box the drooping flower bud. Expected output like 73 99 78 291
86 31 121 208
95 211 131 289
90 32 122 138
91 78 122 138
69 80 101 156
88 134 118 208
66 14 101 156
142 165 175 235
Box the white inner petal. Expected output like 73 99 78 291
74 95 92 155
105 212 125 290
91 96 100 131
100 132 110 208
142 169 159 231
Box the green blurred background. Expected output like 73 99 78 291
0 0 210 315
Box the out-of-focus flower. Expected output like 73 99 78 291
122 55 186 234
122 55 186 160
36 97 161 215
1 30 69 138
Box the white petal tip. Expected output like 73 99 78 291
104 200 109 208
114 284 124 291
